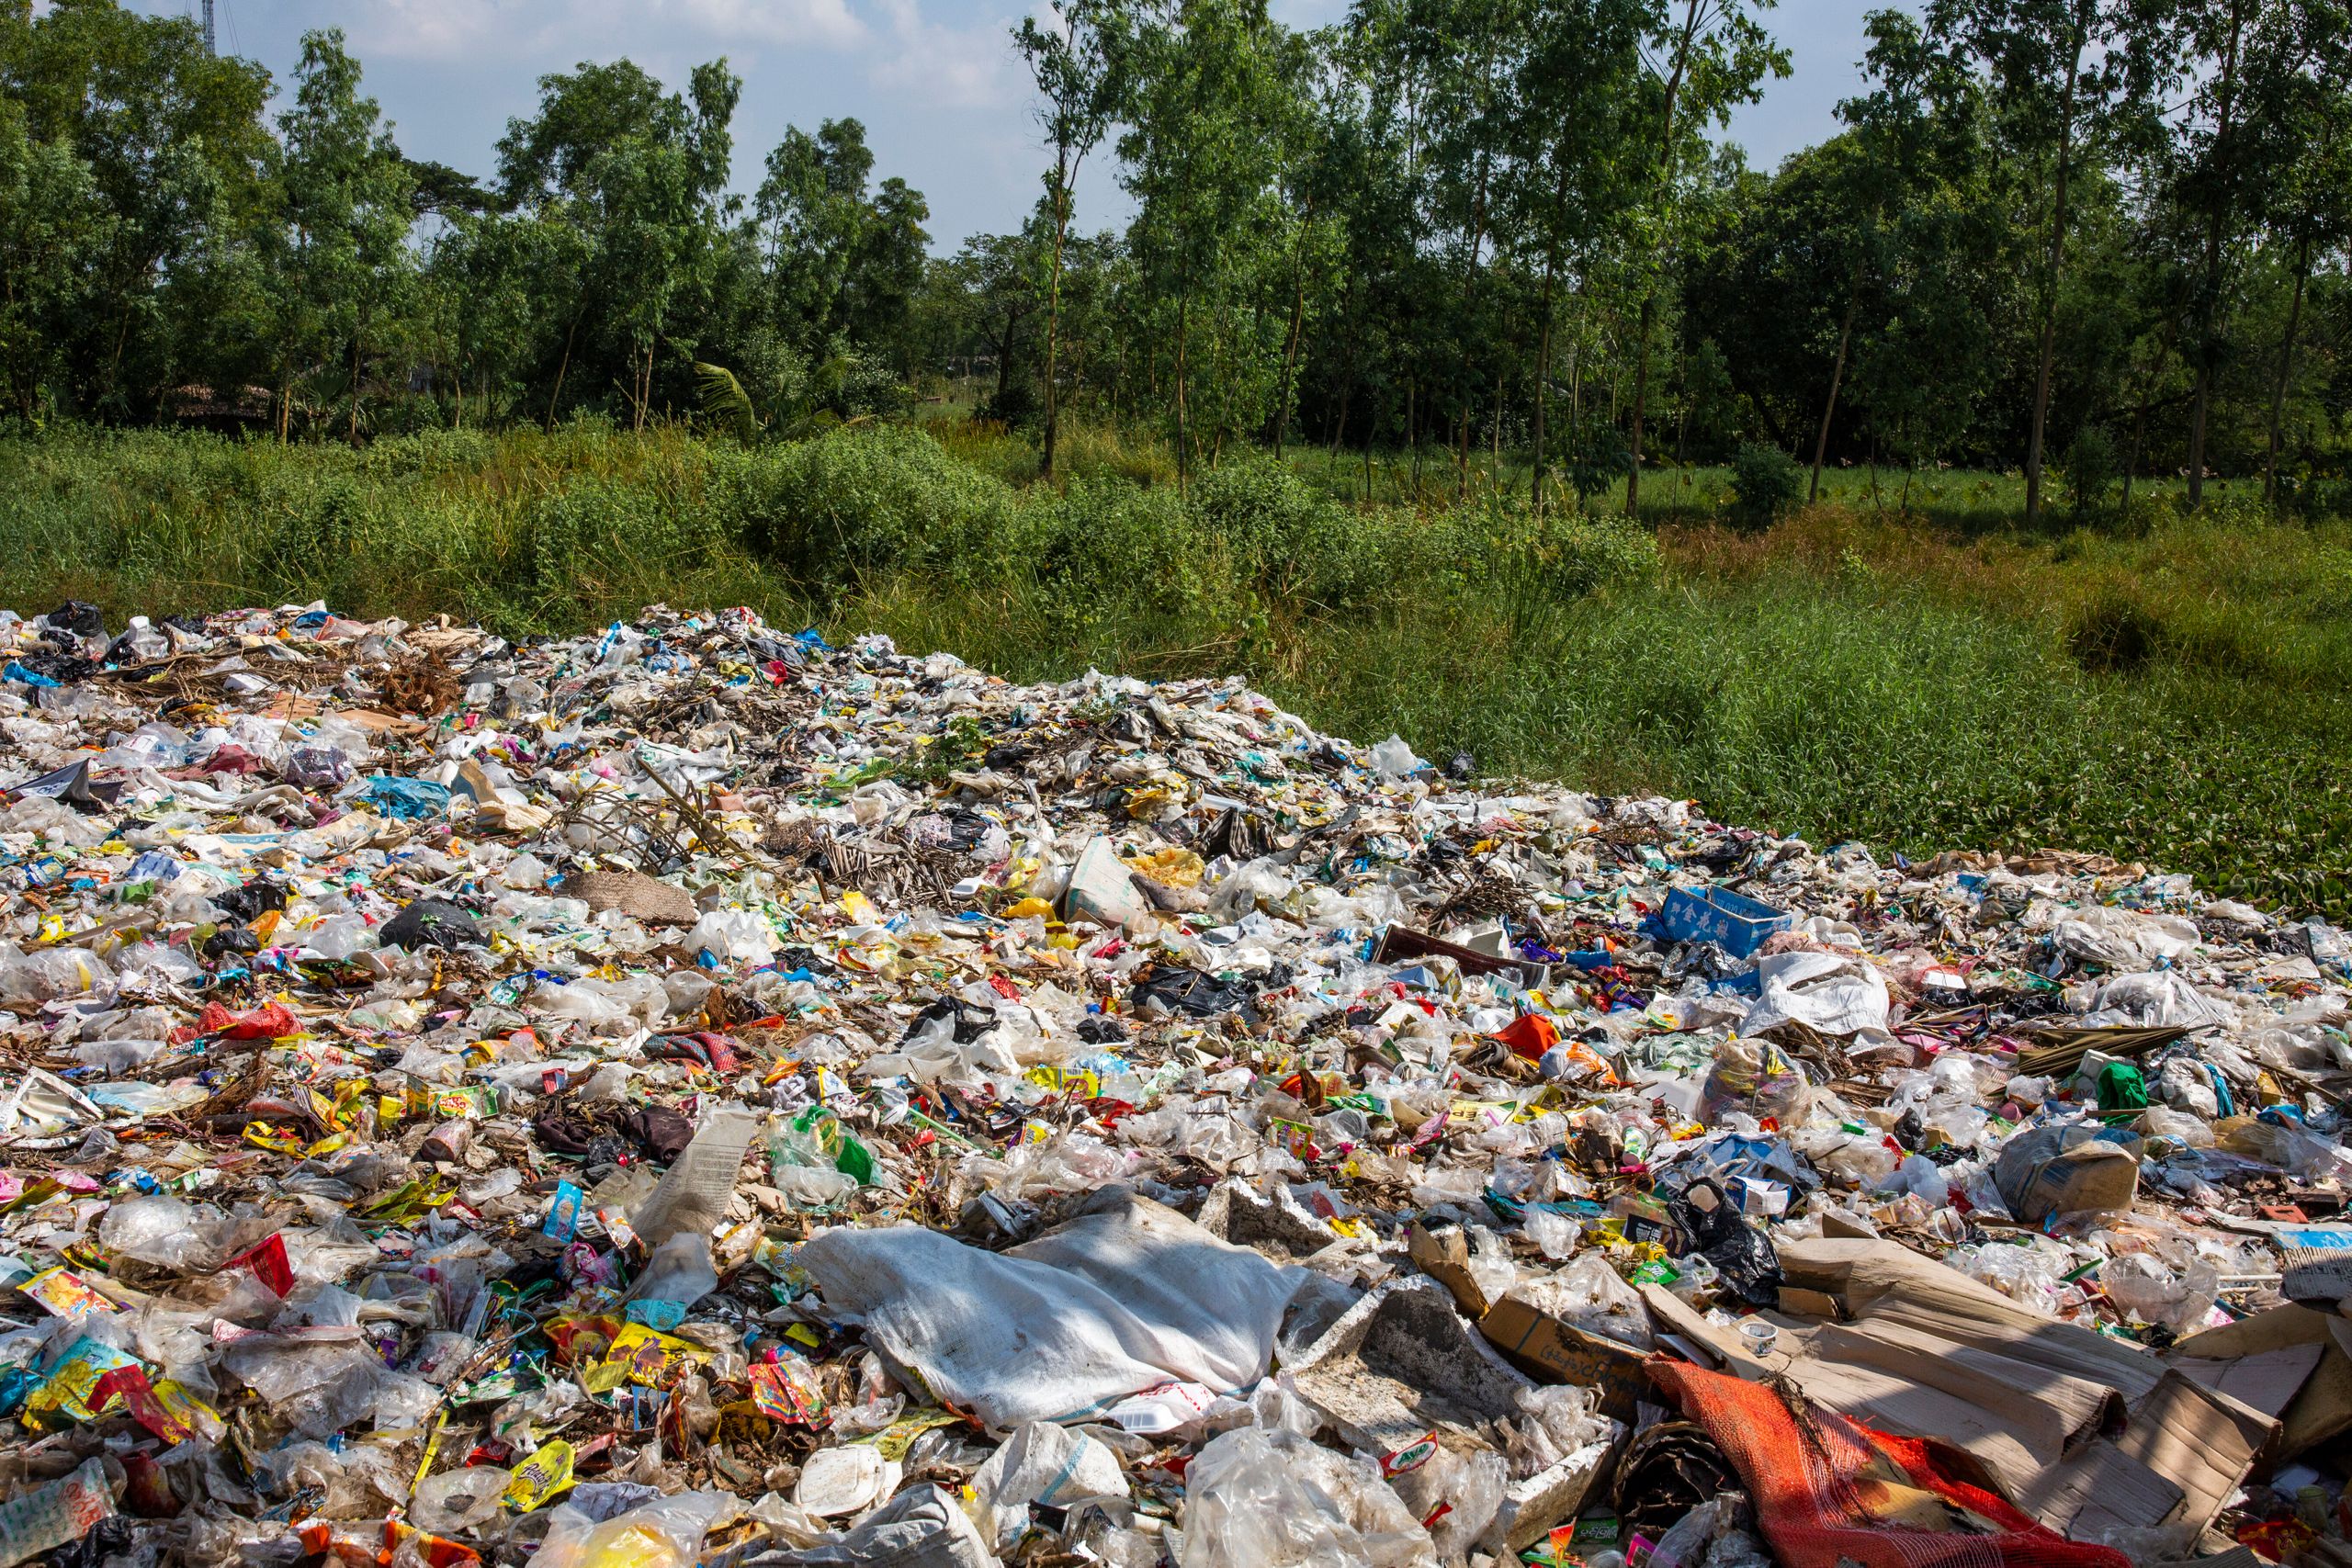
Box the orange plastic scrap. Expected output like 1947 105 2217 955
1645 1358 2132 1568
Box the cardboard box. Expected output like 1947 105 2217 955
1476 1294 1653 1422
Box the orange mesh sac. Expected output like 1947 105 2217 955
1645 1359 2132 1568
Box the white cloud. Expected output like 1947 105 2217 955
343 0 866 65
865 0 1024 111
671 0 865 50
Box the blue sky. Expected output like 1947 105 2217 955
124 0 1898 251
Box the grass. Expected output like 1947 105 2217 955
4 419 2348 919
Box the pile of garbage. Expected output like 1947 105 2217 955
0 599 2346 1568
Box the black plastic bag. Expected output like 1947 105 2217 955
1668 1176 1783 1307
380 897 482 951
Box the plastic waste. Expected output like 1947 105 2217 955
0 598 2328 1568
1180 1423 1432 1568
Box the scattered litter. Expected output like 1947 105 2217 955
0 599 2343 1568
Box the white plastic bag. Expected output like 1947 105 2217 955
799 1189 1304 1431
1739 951 1890 1039
629 1108 760 1247
686 909 775 965
972 1421 1128 1540
1181 1425 1432 1568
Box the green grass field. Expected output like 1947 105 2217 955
6 419 2347 919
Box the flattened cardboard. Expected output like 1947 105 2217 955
1476 1296 1652 1421
1407 1224 1492 1321
2171 1304 2352 1461
2113 1371 2275 1533
1777 1286 1842 1320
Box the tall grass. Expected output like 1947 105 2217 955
3 423 2346 918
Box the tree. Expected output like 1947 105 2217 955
1506 0 1652 511
2 0 272 417
1804 8 1980 501
497 57 741 430
847 175 931 370
1621 0 1788 518
264 30 416 442
0 101 114 422
1114 0 1303 485
2258 6 2352 502
1928 0 2173 527
756 118 876 347
1017 0 1125 479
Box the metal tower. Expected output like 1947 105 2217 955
201 0 217 55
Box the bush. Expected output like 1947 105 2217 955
1560 413 1631 510
2066 591 2165 673
742 424 1018 587
2063 425 2120 523
1024 477 1204 614
1727 444 1804 530
521 478 693 599
1191 457 1377 604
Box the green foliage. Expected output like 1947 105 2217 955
1728 444 1804 529
742 423 1020 586
2063 424 2121 522
695 362 763 442
1189 457 1378 604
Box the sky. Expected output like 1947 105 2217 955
120 0 1901 253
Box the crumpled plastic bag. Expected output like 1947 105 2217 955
765 1484 995 1567
1667 1177 1782 1309
2099 1251 2218 1336
2050 906 2199 966
1700 1036 1811 1124
2078 970 2233 1029
1180 1424 1433 1568
1994 1121 2143 1224
798 1188 1304 1431
533 1490 736 1568
1739 950 1890 1039
1498 1253 1654 1350
971 1421 1128 1541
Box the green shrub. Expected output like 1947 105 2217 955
2063 425 2120 523
261 476 379 586
1024 477 1205 615
2066 591 2165 673
1191 457 1378 604
742 424 1019 587
1727 444 1804 530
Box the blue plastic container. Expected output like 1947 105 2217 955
1660 885 1792 958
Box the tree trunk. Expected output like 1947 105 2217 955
1455 154 1492 499
1626 293 1656 517
1626 0 1702 518
1533 246 1560 514
1490 369 1503 494
2121 329 2165 521
2186 0 2245 512
1174 288 1192 493
2265 235 2312 507
546 311 582 434
1405 379 1417 496
1809 292 1859 503
1042 151 1078 481
2025 6 2086 530
1273 204 1315 457
1674 334 1691 466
